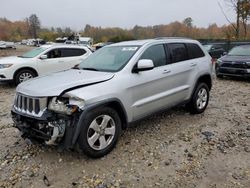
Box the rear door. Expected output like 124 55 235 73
60 48 88 69
165 43 205 101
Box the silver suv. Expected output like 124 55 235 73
12 38 212 158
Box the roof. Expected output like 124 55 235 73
40 44 89 49
110 39 155 46
110 37 198 47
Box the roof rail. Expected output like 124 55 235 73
154 37 191 40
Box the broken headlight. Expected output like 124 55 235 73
48 97 85 115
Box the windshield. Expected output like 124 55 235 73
203 45 212 51
19 47 48 58
228 45 250 56
79 46 140 72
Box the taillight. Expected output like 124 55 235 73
211 58 216 64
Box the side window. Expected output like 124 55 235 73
168 43 188 63
213 45 222 50
140 44 167 67
186 43 205 59
61 48 86 57
46 49 62 59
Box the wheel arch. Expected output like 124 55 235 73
195 74 212 91
71 98 128 146
13 67 38 79
104 100 128 130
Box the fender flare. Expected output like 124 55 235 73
71 98 128 145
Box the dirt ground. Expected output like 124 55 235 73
0 46 249 188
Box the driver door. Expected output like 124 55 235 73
128 44 176 120
37 48 67 75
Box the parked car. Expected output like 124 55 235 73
94 42 114 50
0 41 16 49
12 38 212 158
203 44 226 59
215 45 250 78
0 44 92 85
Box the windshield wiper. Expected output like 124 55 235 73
82 67 99 71
17 56 31 58
72 64 80 69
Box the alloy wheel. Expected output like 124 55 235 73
19 72 33 83
87 115 116 150
196 88 208 110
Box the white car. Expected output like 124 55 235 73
0 41 16 49
0 45 92 85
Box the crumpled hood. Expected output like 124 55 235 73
17 69 115 97
0 56 30 64
220 55 250 62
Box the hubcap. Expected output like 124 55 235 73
19 72 33 83
196 88 208 110
87 115 116 151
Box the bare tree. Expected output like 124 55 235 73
239 0 250 38
28 14 41 38
183 17 193 28
221 0 250 39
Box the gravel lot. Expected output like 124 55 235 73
0 47 249 188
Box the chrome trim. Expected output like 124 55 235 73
13 93 48 117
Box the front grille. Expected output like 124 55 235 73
14 93 48 117
221 62 247 69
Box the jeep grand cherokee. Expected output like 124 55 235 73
12 38 212 158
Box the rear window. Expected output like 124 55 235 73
186 43 205 59
168 43 189 63
61 48 86 57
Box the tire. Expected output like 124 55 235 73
187 83 210 114
14 69 36 85
216 73 223 79
215 65 223 79
77 107 122 158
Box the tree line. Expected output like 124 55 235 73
0 0 250 43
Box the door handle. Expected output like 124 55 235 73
163 70 171 74
190 62 197 67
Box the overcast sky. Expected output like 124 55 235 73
1 0 235 30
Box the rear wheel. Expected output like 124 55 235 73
14 69 36 85
215 65 223 79
187 83 210 114
77 107 122 158
216 73 223 79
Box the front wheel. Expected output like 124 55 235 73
77 107 122 158
187 83 210 114
14 69 36 85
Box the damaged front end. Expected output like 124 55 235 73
11 93 84 148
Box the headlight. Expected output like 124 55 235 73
48 97 85 115
216 59 222 64
0 64 13 69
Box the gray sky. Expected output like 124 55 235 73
1 0 235 30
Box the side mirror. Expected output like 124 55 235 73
72 64 79 69
40 55 48 60
133 59 154 73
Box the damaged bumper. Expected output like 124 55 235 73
11 108 80 148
